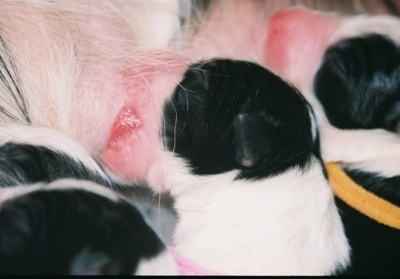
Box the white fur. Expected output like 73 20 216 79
0 178 121 204
300 80 400 178
320 126 400 177
0 0 185 156
136 250 178 275
332 14 400 45
148 152 350 275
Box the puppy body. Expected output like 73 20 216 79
267 8 400 275
156 157 349 275
0 179 177 275
152 59 350 275
302 13 400 205
0 123 178 275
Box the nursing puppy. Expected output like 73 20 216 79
153 58 350 275
0 124 177 275
312 33 400 275
261 8 400 275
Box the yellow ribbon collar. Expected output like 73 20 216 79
326 163 400 230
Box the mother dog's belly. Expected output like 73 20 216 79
264 7 343 91
102 53 190 183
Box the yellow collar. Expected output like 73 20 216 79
325 163 400 230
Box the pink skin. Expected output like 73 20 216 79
264 7 345 92
102 52 190 183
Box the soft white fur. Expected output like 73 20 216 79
0 179 120 204
0 124 110 183
136 250 178 275
148 151 350 275
0 0 184 154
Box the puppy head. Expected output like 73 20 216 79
163 59 319 180
314 33 400 133
0 124 178 275
0 179 177 275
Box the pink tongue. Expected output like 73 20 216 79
264 7 343 89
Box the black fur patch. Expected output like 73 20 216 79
0 142 109 187
0 142 172 275
164 59 320 179
343 167 400 206
0 187 165 275
314 33 400 132
334 197 400 275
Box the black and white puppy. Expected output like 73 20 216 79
313 33 400 275
0 125 177 275
153 58 350 275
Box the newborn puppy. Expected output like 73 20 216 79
156 59 350 275
263 7 400 174
0 180 175 275
312 33 400 275
314 33 400 205
0 124 177 275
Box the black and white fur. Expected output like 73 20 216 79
1 0 400 276
153 59 350 275
311 32 400 275
0 124 177 275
